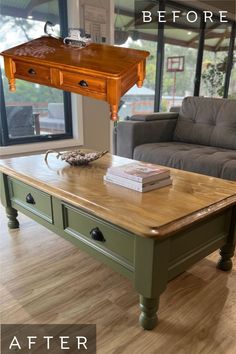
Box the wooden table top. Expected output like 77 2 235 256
1 153 235 239
1 36 149 78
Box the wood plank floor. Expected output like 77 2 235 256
0 204 236 354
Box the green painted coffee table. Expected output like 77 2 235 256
0 153 235 330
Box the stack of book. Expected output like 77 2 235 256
104 162 172 192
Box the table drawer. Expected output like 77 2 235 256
61 71 106 94
8 178 53 223
62 203 134 264
14 61 51 86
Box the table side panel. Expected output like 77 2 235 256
167 209 232 280
120 66 138 96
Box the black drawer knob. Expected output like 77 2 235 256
78 80 88 87
90 227 105 242
26 193 35 204
28 68 36 75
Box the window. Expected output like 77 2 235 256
114 1 235 115
0 0 72 146
114 2 158 119
161 3 200 111
117 38 157 119
200 22 231 97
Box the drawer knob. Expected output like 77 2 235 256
78 80 88 87
28 68 36 75
26 193 35 204
90 227 105 242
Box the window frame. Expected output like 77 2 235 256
224 21 236 98
115 0 235 115
153 0 236 110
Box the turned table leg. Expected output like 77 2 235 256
139 295 159 330
6 206 19 229
217 207 235 271
135 236 169 330
110 104 118 121
217 244 235 271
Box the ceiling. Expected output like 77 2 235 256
115 0 235 51
178 0 236 20
0 0 59 23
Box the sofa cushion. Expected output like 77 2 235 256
133 142 236 180
173 97 236 150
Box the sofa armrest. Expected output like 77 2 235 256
128 111 179 121
114 113 178 158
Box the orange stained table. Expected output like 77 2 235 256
1 36 149 121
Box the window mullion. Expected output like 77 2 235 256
223 21 236 98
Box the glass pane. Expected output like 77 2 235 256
161 4 200 111
114 1 157 119
200 22 231 98
0 1 66 139
228 44 236 98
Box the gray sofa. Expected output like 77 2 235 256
6 106 35 137
39 103 65 133
114 96 236 181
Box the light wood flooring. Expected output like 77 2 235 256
0 204 236 354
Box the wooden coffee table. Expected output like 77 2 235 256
0 153 235 330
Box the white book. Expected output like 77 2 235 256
105 172 168 187
104 174 172 192
107 162 170 183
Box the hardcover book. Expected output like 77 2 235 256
104 174 172 192
107 162 170 183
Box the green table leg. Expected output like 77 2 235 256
139 296 159 330
6 206 19 229
134 236 170 330
217 206 236 271
217 244 235 271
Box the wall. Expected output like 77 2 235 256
82 98 111 151
79 0 114 151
